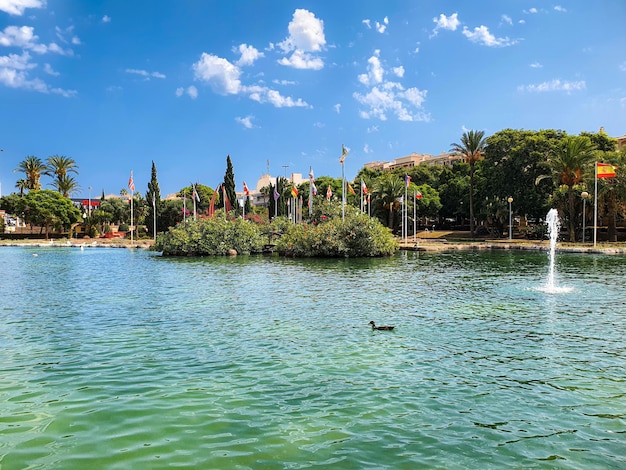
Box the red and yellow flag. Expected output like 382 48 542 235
291 186 299 197
597 162 617 179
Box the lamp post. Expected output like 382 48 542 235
507 197 513 240
88 186 92 217
581 191 589 243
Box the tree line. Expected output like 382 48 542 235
2 128 625 242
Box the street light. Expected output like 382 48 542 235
581 191 589 243
507 197 513 240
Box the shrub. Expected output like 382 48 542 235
154 217 265 256
275 211 397 257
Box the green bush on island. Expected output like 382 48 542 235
275 210 398 257
154 214 265 256
154 203 398 257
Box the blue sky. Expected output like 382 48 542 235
1 0 625 198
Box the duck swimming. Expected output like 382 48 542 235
369 321 394 331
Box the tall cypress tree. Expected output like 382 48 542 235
222 155 239 213
145 161 161 235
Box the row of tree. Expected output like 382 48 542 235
3 128 625 242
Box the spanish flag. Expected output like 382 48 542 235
291 186 299 198
597 162 617 179
347 182 356 195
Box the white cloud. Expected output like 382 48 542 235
102 15 111 23
358 50 383 86
244 85 309 108
367 125 378 133
278 49 323 70
278 9 325 70
0 0 45 15
526 8 538 14
618 62 626 72
55 25 80 46
192 50 309 107
354 50 429 122
501 14 513 25
235 115 254 129
363 144 371 154
272 79 296 86
431 13 460 37
518 79 586 93
0 25 69 55
235 43 264 66
362 19 371 29
530 62 542 68
375 17 389 34
176 86 197 99
125 68 166 79
0 51 76 96
462 25 516 47
313 121 324 128
193 53 241 94
334 103 341 113
43 62 58 75
186 85 198 99
554 5 566 12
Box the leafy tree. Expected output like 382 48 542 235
45 155 78 181
0 193 22 215
177 183 214 213
221 155 239 212
160 198 184 229
536 135 596 241
15 156 47 190
15 179 28 196
145 161 161 236
483 129 566 223
99 198 130 225
373 173 404 230
450 130 488 236
50 175 81 197
436 162 469 225
16 190 81 239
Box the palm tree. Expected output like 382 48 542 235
536 135 596 242
15 156 47 190
45 155 78 180
373 173 404 230
450 130 488 236
15 179 29 196
51 175 81 197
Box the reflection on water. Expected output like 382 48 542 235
0 247 625 469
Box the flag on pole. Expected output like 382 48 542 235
405 174 411 187
243 181 250 196
311 181 318 196
309 166 314 180
339 144 349 163
223 185 232 212
291 186 299 197
415 191 423 199
273 186 280 201
597 162 617 178
192 184 200 202
208 189 217 217
361 180 368 194
128 171 135 192
347 182 356 195
326 185 333 201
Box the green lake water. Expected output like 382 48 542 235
0 246 625 469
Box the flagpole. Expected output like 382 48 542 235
341 161 345 221
594 161 598 247
183 192 187 223
193 185 197 221
152 193 156 242
413 190 416 241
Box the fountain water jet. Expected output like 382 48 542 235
538 208 573 293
